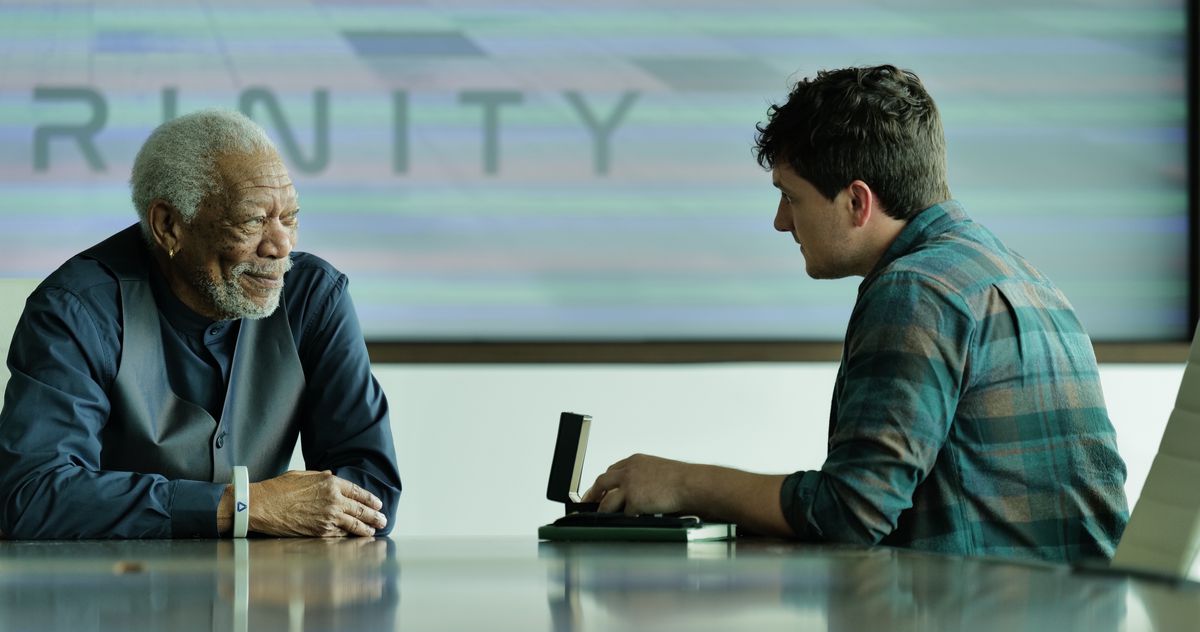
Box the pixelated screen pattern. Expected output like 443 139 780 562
0 0 1188 340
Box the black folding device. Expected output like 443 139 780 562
546 412 600 514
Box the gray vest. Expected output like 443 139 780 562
86 226 306 484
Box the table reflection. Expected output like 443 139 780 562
540 541 1133 632
0 538 397 632
2 537 1196 632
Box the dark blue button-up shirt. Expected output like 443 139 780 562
0 231 401 538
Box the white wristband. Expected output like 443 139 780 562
232 465 249 538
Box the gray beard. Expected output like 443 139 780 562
193 257 293 320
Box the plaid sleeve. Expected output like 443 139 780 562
781 271 974 543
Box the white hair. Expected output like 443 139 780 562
130 109 275 241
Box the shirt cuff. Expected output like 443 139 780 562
779 470 823 539
168 480 227 538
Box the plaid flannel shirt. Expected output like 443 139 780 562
780 201 1128 562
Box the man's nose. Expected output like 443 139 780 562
773 199 791 232
258 218 295 259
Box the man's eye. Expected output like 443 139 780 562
243 217 265 226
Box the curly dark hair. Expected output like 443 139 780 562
754 65 951 221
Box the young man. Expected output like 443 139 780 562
583 65 1128 562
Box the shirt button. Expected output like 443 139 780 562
215 431 226 449
208 326 221 336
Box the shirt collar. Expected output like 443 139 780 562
862 199 969 285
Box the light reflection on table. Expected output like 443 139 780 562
0 538 397 632
0 537 1197 631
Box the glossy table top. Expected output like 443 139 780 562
0 537 1197 631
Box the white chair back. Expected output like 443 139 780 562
1112 324 1200 580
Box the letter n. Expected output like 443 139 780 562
238 88 330 174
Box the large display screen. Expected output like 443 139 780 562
0 1 1189 341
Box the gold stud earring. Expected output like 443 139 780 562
168 248 175 259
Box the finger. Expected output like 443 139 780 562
591 470 621 495
622 494 642 517
336 511 377 537
347 499 388 530
339 480 384 511
579 484 602 504
597 487 625 513
582 459 634 502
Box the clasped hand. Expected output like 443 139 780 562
246 470 387 537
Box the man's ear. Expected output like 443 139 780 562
147 200 184 256
845 180 876 229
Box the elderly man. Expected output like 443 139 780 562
0 109 400 538
583 66 1128 563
